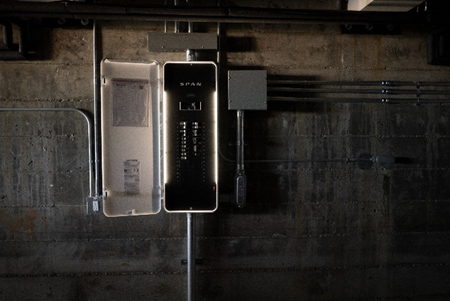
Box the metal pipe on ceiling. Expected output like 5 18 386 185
267 87 450 95
267 80 450 87
0 2 447 26
267 96 450 104
267 80 450 104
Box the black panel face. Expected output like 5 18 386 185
163 62 218 212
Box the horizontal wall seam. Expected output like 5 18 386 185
0 62 93 66
2 232 450 243
0 237 187 242
0 271 184 278
3 134 448 139
198 262 450 274
0 135 83 138
0 99 93 102
0 170 88 173
1 263 448 279
246 135 450 138
2 199 447 208
243 167 450 172
198 232 450 239
296 167 450 171
297 199 450 204
250 65 450 72
305 135 450 138
0 204 86 208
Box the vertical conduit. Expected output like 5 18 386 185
174 0 180 33
186 20 196 301
187 212 195 301
236 111 244 172
176 1 196 298
93 20 102 197
235 110 247 208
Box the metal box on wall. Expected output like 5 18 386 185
228 70 267 110
101 59 161 217
163 62 218 213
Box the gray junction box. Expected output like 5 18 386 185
148 32 218 52
228 70 267 111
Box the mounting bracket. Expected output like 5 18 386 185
86 196 104 216
0 19 28 60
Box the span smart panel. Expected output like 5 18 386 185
163 62 218 213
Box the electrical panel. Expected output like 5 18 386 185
163 62 218 212
101 59 161 217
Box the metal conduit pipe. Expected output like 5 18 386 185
267 87 450 95
267 80 450 87
93 20 102 197
267 96 450 104
267 80 450 104
182 2 196 298
187 211 195 301
236 111 244 173
0 108 95 197
0 2 447 26
235 110 246 208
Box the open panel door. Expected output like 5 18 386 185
101 59 161 217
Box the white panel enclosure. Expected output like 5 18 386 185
101 59 161 217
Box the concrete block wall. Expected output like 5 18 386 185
1 8 450 301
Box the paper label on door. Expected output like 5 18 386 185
112 79 149 127
124 159 140 194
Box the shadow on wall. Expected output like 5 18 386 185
219 75 323 214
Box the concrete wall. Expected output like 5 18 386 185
1 8 450 301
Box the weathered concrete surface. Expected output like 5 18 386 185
1 3 450 300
